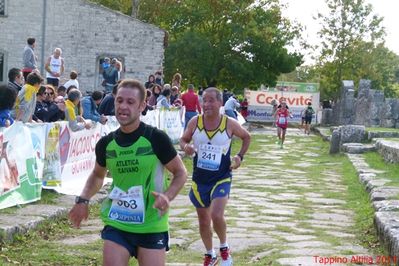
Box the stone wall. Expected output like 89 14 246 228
321 79 399 128
0 0 165 92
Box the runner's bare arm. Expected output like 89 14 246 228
229 118 251 160
180 117 197 155
68 162 107 228
79 162 107 199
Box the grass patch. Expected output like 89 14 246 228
363 151 399 186
340 156 385 254
367 127 399 133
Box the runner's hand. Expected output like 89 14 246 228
152 191 170 216
183 144 195 156
230 155 241 170
69 204 89 228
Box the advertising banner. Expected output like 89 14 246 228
0 122 42 209
245 89 320 122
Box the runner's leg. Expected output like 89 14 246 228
196 207 213 251
137 247 166 266
103 240 130 266
211 196 228 244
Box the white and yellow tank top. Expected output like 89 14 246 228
192 115 232 184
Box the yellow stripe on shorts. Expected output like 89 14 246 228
210 177 231 197
192 181 205 207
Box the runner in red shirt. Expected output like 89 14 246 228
274 101 291 149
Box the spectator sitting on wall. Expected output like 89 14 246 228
13 72 44 123
8 68 24 93
0 84 17 127
65 89 91 132
82 90 107 124
63 70 79 90
98 83 118 116
142 89 155 116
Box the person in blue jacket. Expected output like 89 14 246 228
82 90 107 124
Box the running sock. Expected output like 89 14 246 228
219 243 229 249
207 249 216 257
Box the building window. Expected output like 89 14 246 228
0 52 4 82
0 0 5 16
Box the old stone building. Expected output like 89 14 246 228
0 0 165 92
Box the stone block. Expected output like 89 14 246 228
329 129 340 154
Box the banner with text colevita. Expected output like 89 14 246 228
0 109 183 209
244 89 320 122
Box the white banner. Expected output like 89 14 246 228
159 108 184 144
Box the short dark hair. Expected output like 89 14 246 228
27 38 36 45
37 85 46 96
8 68 22 82
67 89 82 102
57 85 66 93
26 72 43 86
0 84 17 110
66 85 77 94
161 88 171 97
70 70 78 80
91 90 103 101
117 79 146 102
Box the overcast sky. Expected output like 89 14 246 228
280 0 399 64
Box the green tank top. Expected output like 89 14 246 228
100 135 169 233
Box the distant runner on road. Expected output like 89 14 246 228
274 100 292 149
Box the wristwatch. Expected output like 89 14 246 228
75 196 90 205
236 153 244 161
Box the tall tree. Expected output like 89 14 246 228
91 0 303 93
315 0 386 99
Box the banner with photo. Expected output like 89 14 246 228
0 122 42 209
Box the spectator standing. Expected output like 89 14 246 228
63 70 79 90
156 88 172 109
181 84 201 129
22 38 38 80
224 95 240 120
65 89 91 132
7 68 24 93
13 72 43 123
145 74 155 89
155 70 164 86
170 85 182 107
82 90 107 124
0 84 17 127
102 59 119 94
147 84 162 107
172 73 182 90
45 48 65 88
240 98 249 121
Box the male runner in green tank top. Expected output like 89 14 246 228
69 79 187 266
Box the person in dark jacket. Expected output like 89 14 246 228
82 90 107 124
98 84 117 116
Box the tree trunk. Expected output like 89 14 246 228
131 0 139 18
